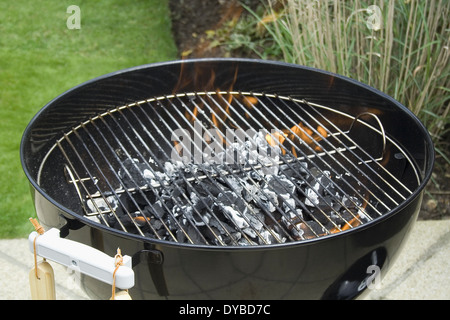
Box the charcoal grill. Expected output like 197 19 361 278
21 59 434 299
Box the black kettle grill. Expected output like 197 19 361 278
21 59 434 299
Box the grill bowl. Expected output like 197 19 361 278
21 58 434 299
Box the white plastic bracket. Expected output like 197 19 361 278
28 228 135 290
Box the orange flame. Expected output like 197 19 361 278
330 192 369 234
265 122 328 158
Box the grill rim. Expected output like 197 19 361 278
21 58 435 251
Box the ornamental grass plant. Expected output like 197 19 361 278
225 0 449 164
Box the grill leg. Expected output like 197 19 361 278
132 248 168 297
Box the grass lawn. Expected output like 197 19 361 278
0 0 177 238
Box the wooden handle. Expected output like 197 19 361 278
29 261 56 300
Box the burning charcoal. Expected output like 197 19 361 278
331 200 342 213
176 228 186 243
164 161 184 178
150 218 163 231
147 201 166 219
223 143 240 165
143 231 156 240
190 193 214 214
119 158 152 188
171 204 185 218
159 193 175 209
179 162 198 176
281 195 296 209
266 175 296 196
220 205 249 229
217 191 246 213
304 170 341 212
304 186 320 207
210 202 224 219
281 213 303 231
243 210 264 232
306 208 331 224
259 188 278 212
180 205 194 223
242 227 257 239
153 170 170 185
133 214 151 228
279 195 301 217
342 195 362 209
111 212 144 233
258 230 271 244
186 225 206 245
183 205 211 227
86 195 118 214
156 227 168 239
202 226 223 244
248 169 264 181
238 237 257 246
272 223 286 237
164 210 180 231
281 197 299 219
224 232 242 244
279 161 309 179
323 184 339 198
307 166 322 180
290 224 304 240
290 208 303 221
113 197 130 217
316 196 335 212
258 229 286 245
317 170 333 189
133 189 156 207
142 168 155 181
242 182 259 202
165 178 187 198
305 195 336 224
223 176 244 196
91 121 380 246
209 216 236 235
298 221 326 239
102 213 117 227
187 180 223 197
260 157 279 176
330 210 354 227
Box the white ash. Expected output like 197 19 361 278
222 205 249 229
143 169 154 180
305 187 320 206
86 195 117 214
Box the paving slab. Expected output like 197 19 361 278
0 238 88 300
0 220 449 300
364 219 450 300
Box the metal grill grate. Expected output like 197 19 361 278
53 91 417 246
